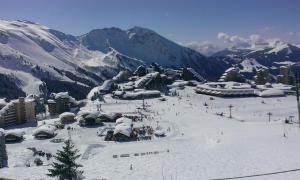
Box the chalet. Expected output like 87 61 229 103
99 112 122 122
113 123 135 142
4 130 24 143
59 112 76 124
47 92 78 115
78 112 104 126
113 117 137 141
33 125 56 139
154 130 165 137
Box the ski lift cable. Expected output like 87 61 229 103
210 168 300 180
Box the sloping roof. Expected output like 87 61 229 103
51 92 78 105
114 123 132 137
0 98 7 106
47 99 56 103
135 72 159 88
115 117 132 125
101 112 119 120
59 112 75 119
5 130 25 138
33 125 56 136
260 89 285 97
122 90 161 99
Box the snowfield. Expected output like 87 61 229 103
1 87 300 180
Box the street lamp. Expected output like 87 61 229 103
267 112 272 122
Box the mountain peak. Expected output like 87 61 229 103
128 26 155 34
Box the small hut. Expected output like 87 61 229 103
99 112 122 122
78 112 103 126
59 112 76 124
115 117 132 125
154 130 165 137
33 125 56 139
113 123 133 142
5 130 25 142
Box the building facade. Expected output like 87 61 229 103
0 98 36 128
255 67 269 85
219 67 245 82
277 65 290 84
47 92 72 116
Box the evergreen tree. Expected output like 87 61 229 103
47 139 84 180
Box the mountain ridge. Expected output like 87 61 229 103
0 19 228 99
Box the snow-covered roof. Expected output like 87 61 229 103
0 98 7 106
53 92 69 99
201 82 252 90
26 94 39 99
51 92 78 105
33 125 56 136
260 89 285 97
0 101 15 116
122 90 161 99
196 82 255 96
154 130 165 136
114 123 132 137
101 112 119 120
167 80 188 88
135 72 159 88
256 83 293 91
225 67 237 73
115 117 132 125
59 112 75 119
113 90 125 96
47 99 56 103
5 130 25 137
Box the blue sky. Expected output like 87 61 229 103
0 0 299 53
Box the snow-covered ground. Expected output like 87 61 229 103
1 87 300 180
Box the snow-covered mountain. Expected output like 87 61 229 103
212 43 300 80
213 43 300 64
246 43 300 66
212 48 253 58
80 26 226 79
0 20 144 99
0 20 229 99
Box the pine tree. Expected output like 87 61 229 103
47 139 84 180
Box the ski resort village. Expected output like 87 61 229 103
0 2 300 178
0 62 300 179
